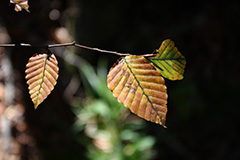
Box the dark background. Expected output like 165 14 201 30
1 0 240 159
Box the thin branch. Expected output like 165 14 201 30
0 43 42 48
74 43 131 56
0 41 131 56
47 41 76 48
0 44 16 47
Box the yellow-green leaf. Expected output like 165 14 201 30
10 0 30 12
25 53 59 109
145 39 186 80
107 55 168 127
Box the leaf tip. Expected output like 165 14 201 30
178 75 184 80
34 104 39 110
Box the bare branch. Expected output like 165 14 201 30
48 41 76 48
0 44 16 47
0 42 131 56
74 43 131 56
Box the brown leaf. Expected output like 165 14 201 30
107 55 168 127
10 0 30 12
25 53 59 109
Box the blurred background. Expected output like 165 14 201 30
1 0 240 159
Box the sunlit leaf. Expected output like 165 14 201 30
107 55 168 127
145 39 186 80
10 0 30 12
25 53 59 109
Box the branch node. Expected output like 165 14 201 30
71 41 76 45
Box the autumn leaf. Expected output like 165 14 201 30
10 0 30 12
25 53 59 109
107 55 168 127
145 39 186 80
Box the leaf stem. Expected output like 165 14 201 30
0 41 131 56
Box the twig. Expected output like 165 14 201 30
0 41 131 56
47 42 76 48
74 43 130 56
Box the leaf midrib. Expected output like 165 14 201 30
34 54 48 108
124 57 164 124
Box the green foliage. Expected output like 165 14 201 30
69 56 157 160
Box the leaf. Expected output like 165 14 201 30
145 39 186 80
10 0 30 12
107 55 168 127
25 53 59 109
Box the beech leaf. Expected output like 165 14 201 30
25 53 59 109
145 39 186 80
107 55 168 127
10 0 30 12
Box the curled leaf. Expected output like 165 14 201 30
107 55 168 127
145 39 186 80
10 0 30 12
25 53 59 109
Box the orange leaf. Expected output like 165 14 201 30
10 0 30 12
25 53 59 109
107 55 168 127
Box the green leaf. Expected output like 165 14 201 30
145 39 186 80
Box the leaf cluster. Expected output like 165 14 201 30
23 39 186 127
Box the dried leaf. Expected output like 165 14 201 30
145 39 186 80
25 53 59 109
107 55 168 127
10 0 30 12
